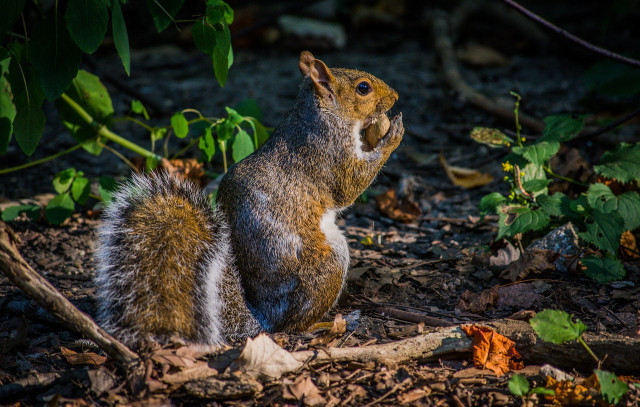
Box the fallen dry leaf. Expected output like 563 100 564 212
150 347 196 369
375 189 422 223
621 230 640 259
457 286 500 314
283 375 326 407
440 153 494 189
497 283 540 309
60 347 107 366
159 362 218 385
309 314 346 346
489 242 520 267
397 387 431 404
500 248 559 282
228 333 302 380
461 325 523 375
544 374 599 406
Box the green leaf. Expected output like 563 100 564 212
53 168 76 194
171 112 189 138
232 129 254 162
29 16 82 101
507 374 529 396
0 73 17 154
199 127 215 162
192 19 217 55
530 309 587 344
65 0 109 53
497 205 550 239
112 0 131 76
530 387 555 396
582 255 626 283
146 156 159 171
579 210 624 254
234 98 262 121
522 179 550 193
1 204 40 222
470 127 513 148
587 183 640 230
98 176 117 203
55 70 114 155
131 100 150 120
12 103 46 156
512 141 559 166
225 106 243 126
150 127 167 141
212 23 231 86
251 118 270 147
584 60 640 97
0 0 26 40
45 193 75 225
216 119 234 142
540 114 584 142
595 370 629 405
479 192 506 215
537 193 563 217
146 0 185 32
594 142 640 183
71 176 90 205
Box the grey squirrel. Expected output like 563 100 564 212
95 51 404 347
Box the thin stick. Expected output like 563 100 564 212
576 105 640 140
0 222 140 371
502 0 640 69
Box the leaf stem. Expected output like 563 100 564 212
578 336 600 364
543 166 587 187
61 93 161 161
170 139 199 160
0 143 85 175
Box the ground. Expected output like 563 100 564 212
1 10 640 406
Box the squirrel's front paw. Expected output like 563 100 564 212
379 112 404 151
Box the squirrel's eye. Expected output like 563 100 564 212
356 81 372 95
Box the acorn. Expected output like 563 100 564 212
364 113 390 149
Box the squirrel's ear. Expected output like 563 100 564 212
299 51 334 99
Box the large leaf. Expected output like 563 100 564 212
55 70 114 155
212 23 232 86
512 141 559 166
29 16 81 101
12 101 45 156
587 183 640 230
479 192 506 215
497 205 550 239
146 0 185 32
579 210 624 254
540 114 584 142
192 19 217 55
582 255 626 283
112 0 131 76
596 370 629 405
0 0 26 40
65 0 109 54
530 309 587 344
594 142 640 183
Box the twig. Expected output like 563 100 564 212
431 10 545 132
502 0 640 69
0 222 140 371
575 105 640 140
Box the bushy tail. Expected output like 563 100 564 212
94 173 240 346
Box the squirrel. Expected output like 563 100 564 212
94 51 404 348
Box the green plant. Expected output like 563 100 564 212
473 93 640 283
507 373 555 403
1 1 270 225
529 309 628 404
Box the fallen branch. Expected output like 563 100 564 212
292 318 640 374
431 10 545 132
0 221 140 371
502 0 640 69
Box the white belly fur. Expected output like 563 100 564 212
319 209 350 299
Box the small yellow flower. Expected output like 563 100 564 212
519 170 525 177
508 192 515 199
502 162 514 172
503 176 509 182
521 137 526 143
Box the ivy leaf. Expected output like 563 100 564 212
198 127 215 162
45 193 75 225
171 112 189 138
99 176 117 203
232 129 254 163
29 16 81 101
508 374 529 396
111 0 131 76
595 370 629 405
512 141 559 166
582 255 626 283
53 168 76 194
530 309 587 344
146 0 185 32
540 114 584 142
65 0 109 54
1 204 40 222
579 210 624 254
71 176 91 205
594 142 640 183
479 192 506 215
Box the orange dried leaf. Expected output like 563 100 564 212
440 153 494 189
461 325 522 375
61 346 107 366
375 189 422 223
621 230 639 259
